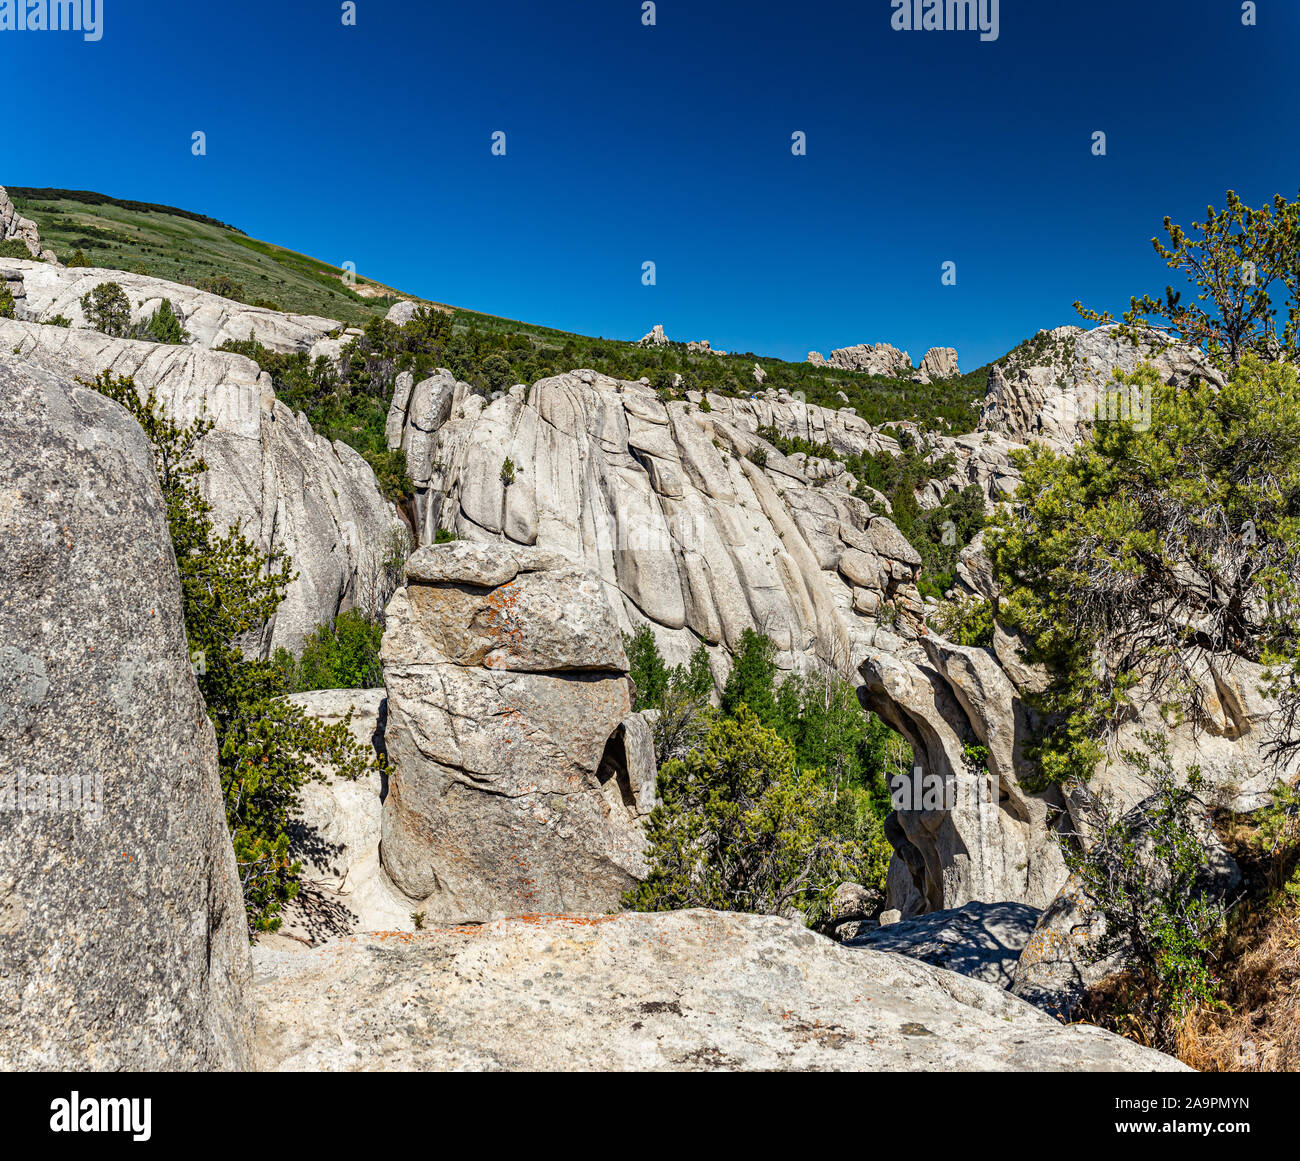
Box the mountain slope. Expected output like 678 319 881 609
8 187 991 433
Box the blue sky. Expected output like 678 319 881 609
2 0 1297 367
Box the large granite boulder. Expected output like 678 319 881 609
379 542 655 923
252 909 1185 1071
0 355 251 1069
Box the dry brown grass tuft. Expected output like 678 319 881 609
1177 891 1300 1071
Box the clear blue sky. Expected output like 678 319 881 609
3 0 1297 366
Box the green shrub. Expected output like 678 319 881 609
1063 732 1227 1044
721 628 780 726
930 593 995 647
500 456 516 486
0 239 32 259
80 281 131 336
989 357 1300 786
434 528 457 544
276 610 385 692
145 298 187 344
627 708 882 924
197 274 247 302
0 284 13 319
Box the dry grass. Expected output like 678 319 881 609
1176 882 1300 1071
1077 796 1300 1071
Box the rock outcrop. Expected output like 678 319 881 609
0 355 251 1069
979 324 1225 449
859 635 1071 916
917 346 960 383
269 689 417 945
0 187 55 263
378 542 655 923
385 368 928 678
252 909 1185 1071
0 315 404 653
3 257 341 354
807 342 913 378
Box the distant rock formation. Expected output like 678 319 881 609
979 324 1224 449
0 186 56 263
916 346 961 383
0 355 251 1069
379 541 655 923
638 323 726 354
252 908 1185 1070
807 342 913 378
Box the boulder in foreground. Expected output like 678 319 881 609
0 356 251 1069
252 909 1185 1071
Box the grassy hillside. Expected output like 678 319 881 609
10 188 413 323
10 188 993 434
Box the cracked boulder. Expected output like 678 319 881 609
379 542 653 923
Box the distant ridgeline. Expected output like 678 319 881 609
7 188 244 234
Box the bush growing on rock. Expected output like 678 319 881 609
930 593 995 647
1065 733 1228 1046
989 356 1300 786
84 369 383 933
144 297 188 344
276 610 385 692
79 280 131 336
0 284 13 319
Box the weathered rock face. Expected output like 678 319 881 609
379 542 655 923
979 324 1225 449
807 341 913 378
845 901 1041 988
2 257 340 354
867 521 1292 918
0 187 55 263
385 369 928 678
0 356 251 1070
251 909 1185 1071
917 346 960 383
0 316 404 653
269 690 417 945
859 637 1071 917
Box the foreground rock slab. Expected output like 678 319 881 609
252 909 1185 1071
